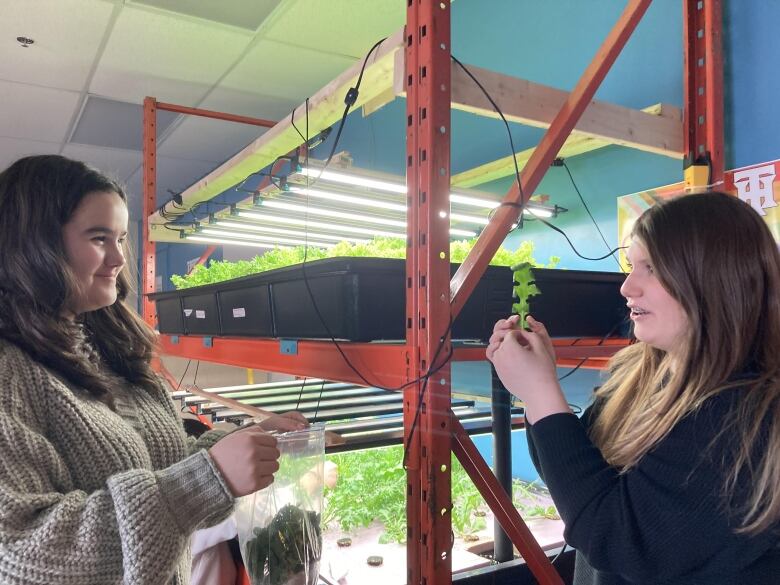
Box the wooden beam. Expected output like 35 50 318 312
148 28 404 230
393 51 683 160
452 103 681 188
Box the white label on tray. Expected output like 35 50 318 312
233 307 246 318
195 310 206 319
183 309 193 317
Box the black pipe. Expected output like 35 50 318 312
491 365 513 562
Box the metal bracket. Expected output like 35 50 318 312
279 339 298 355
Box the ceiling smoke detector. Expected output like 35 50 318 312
16 36 34 48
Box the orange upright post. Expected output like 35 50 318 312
404 1 454 584
142 97 158 328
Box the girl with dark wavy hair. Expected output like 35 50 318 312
488 192 780 584
0 155 305 585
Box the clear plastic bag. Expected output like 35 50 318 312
236 424 325 585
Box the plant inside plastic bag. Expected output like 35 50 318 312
236 424 325 585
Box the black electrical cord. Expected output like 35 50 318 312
306 36 387 188
294 377 308 411
452 56 630 267
551 542 568 565
292 93 455 395
560 160 622 269
533 215 626 262
312 379 326 422
288 56 458 469
451 55 526 214
557 316 628 382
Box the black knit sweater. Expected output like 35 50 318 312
526 389 780 584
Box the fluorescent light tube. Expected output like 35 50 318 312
259 200 408 228
236 211 407 238
214 220 369 243
298 168 406 194
186 236 284 249
199 227 334 248
287 186 407 212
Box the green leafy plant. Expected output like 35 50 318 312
321 445 558 543
171 237 558 289
511 262 541 322
512 479 560 520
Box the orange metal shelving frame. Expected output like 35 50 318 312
142 2 723 583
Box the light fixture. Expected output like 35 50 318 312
523 207 554 218
236 211 407 238
186 235 284 249
213 220 370 244
450 212 489 226
287 186 407 212
297 166 559 218
298 167 407 194
449 227 477 237
199 227 335 248
238 209 475 238
258 200 408 228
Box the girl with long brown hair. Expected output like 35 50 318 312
0 155 305 585
488 192 780 584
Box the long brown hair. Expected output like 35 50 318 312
0 155 158 404
591 192 780 534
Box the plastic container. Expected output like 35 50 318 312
236 424 325 585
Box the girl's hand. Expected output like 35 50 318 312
209 426 280 497
256 411 309 433
487 316 570 423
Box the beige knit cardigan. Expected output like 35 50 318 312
0 340 235 584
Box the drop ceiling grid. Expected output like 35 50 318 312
261 0 405 58
0 0 115 91
0 136 60 171
125 0 284 32
60 143 142 183
89 4 255 105
127 153 224 199
157 115 269 163
217 38 356 100
0 80 81 142
198 86 299 121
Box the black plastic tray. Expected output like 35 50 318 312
151 257 512 342
522 268 628 338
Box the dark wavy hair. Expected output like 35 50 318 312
0 155 158 404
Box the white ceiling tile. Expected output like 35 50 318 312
0 0 116 91
262 0 404 58
199 87 298 122
158 115 268 163
0 80 81 142
90 4 253 104
126 154 220 199
61 143 142 183
220 39 355 100
69 95 180 150
0 136 60 172
127 0 283 32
